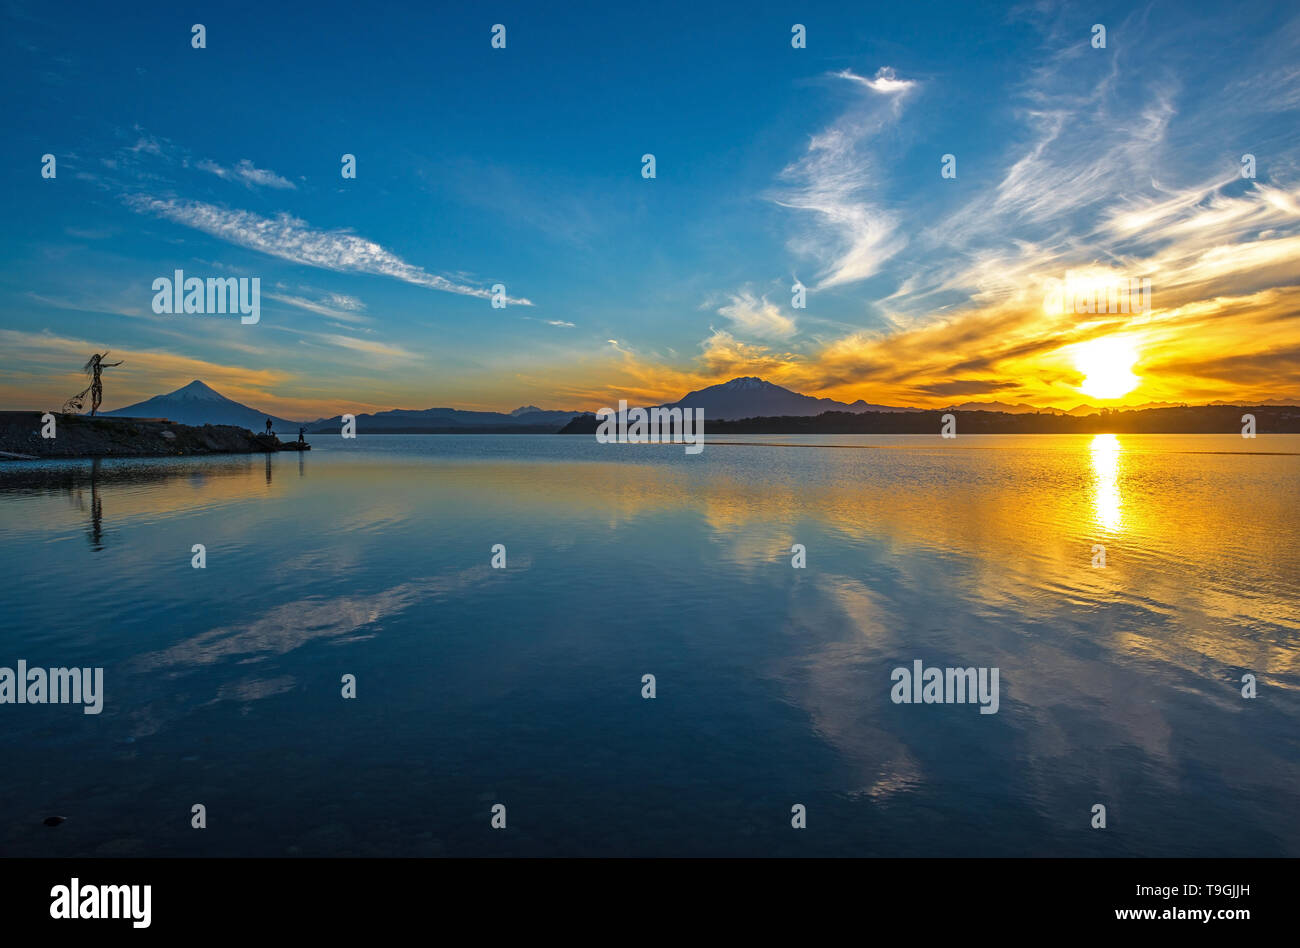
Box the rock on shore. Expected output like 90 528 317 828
0 412 307 459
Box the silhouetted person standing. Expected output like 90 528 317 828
265 418 273 437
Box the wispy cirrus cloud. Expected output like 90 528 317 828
770 67 916 290
522 316 576 328
124 195 533 305
197 158 296 190
286 328 416 361
854 6 1300 328
129 135 164 156
266 292 370 324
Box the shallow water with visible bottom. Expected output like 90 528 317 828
1 433 1297 856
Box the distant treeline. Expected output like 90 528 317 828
557 405 1300 435
307 425 563 434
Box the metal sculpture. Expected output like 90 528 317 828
63 352 122 416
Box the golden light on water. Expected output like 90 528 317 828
1076 337 1141 400
1090 433 1123 531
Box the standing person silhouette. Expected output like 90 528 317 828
265 417 273 437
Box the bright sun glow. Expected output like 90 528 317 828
1075 336 1141 400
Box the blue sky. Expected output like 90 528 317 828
3 0 1299 417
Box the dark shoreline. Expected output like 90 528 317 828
0 412 308 460
559 404 1300 435
3 404 1299 462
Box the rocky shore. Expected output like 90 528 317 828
0 412 309 460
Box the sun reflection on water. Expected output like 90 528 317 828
1090 433 1123 531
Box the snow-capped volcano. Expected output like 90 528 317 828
104 380 302 429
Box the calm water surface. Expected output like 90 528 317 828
1 433 1297 856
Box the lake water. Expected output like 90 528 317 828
1 433 1297 856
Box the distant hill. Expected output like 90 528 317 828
946 400 1062 415
102 381 584 434
306 406 584 433
100 378 1300 437
560 404 1300 435
941 400 1187 415
666 376 911 420
105 380 302 429
107 376 914 432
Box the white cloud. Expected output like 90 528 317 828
717 289 797 339
834 66 916 95
198 158 296 190
125 195 534 305
323 293 364 311
266 293 369 324
312 333 414 359
769 68 915 289
130 136 163 155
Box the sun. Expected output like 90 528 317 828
1075 336 1141 400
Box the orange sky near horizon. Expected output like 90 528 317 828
3 251 1299 418
3 287 1299 419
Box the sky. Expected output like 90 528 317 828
3 0 1299 418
